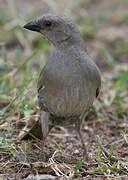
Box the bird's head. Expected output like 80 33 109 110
24 13 83 49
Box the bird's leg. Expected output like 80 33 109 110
76 123 88 159
76 111 89 158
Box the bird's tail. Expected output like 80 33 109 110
40 111 50 139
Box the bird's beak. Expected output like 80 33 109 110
24 21 41 32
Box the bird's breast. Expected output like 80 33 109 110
38 77 93 117
38 49 96 117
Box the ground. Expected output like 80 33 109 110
0 0 128 179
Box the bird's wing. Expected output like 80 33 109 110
37 66 50 112
80 51 101 98
37 68 45 93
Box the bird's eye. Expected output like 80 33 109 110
44 20 52 27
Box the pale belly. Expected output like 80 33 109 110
38 83 94 117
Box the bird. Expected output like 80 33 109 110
24 13 101 156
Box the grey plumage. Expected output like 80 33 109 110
24 13 101 155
